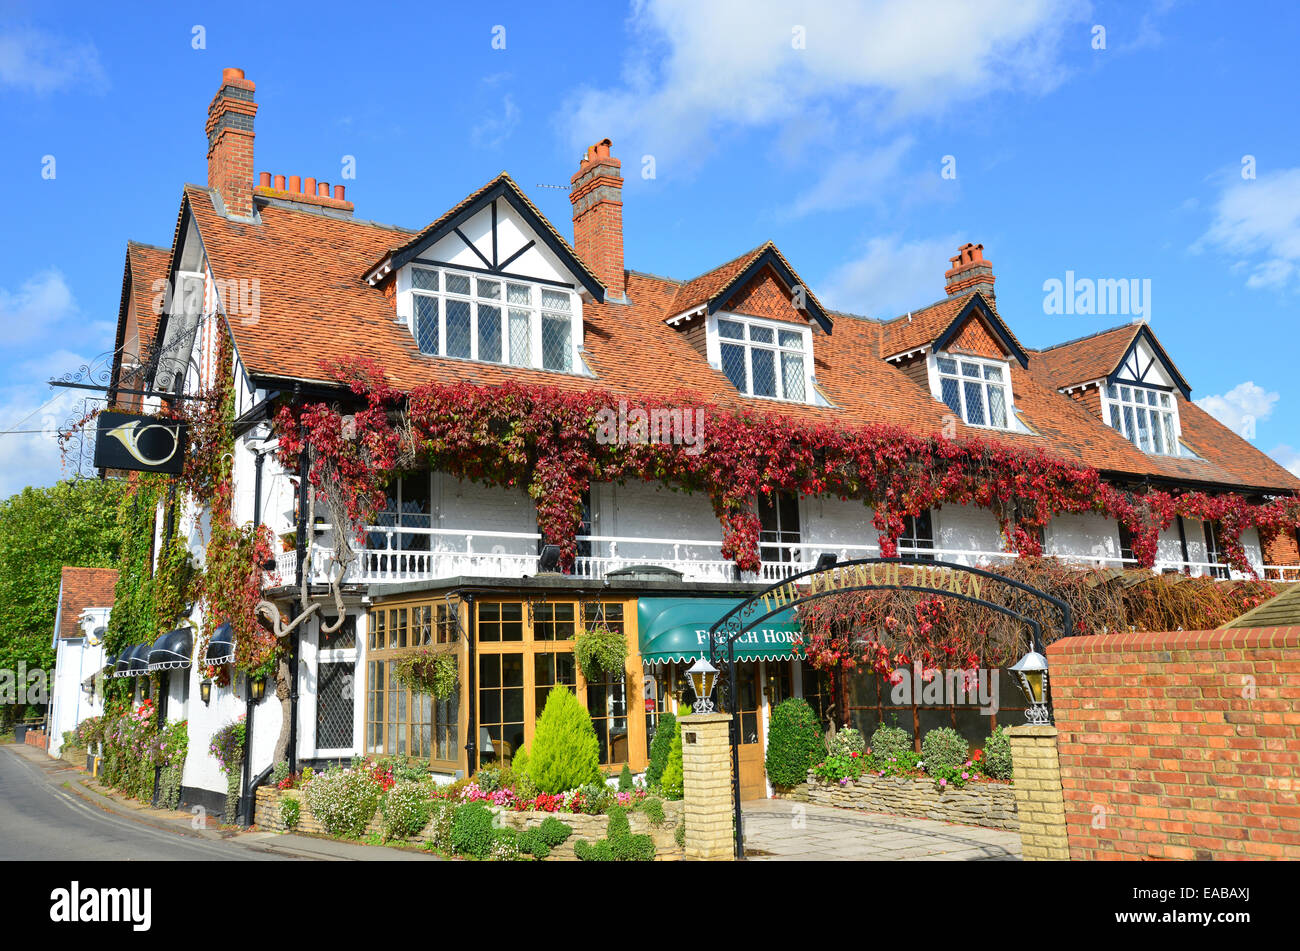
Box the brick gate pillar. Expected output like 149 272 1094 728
1006 724 1070 860
679 713 735 860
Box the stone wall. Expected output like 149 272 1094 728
255 786 684 860
804 773 1018 831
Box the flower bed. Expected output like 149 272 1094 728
805 770 1018 831
253 786 684 860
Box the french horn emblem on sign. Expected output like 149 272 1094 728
93 411 189 474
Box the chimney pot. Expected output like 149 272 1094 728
288 175 301 193
258 171 272 187
273 174 286 190
222 67 246 83
333 184 346 201
944 242 995 300
304 177 316 195
315 181 327 197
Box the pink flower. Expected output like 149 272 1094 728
939 778 947 787
961 772 969 780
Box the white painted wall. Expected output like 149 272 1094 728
934 503 1003 563
802 495 876 551
1046 513 1122 564
593 480 723 560
433 473 537 556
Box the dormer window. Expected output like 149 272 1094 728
1104 383 1180 455
712 314 812 403
405 265 580 374
935 354 1011 429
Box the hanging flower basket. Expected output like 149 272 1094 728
574 622 627 681
392 647 459 699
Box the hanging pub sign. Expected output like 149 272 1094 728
93 411 188 475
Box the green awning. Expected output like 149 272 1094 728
637 597 803 665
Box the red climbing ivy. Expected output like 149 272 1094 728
270 357 1300 578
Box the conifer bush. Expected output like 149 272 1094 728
765 698 825 787
645 711 677 789
660 724 684 800
618 763 635 791
526 687 601 794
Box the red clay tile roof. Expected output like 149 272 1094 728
178 181 1300 496
56 567 118 639
126 242 171 353
878 292 1025 360
1032 323 1139 390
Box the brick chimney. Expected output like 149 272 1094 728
944 243 995 299
570 138 624 300
206 67 257 219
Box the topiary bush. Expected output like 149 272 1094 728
380 781 433 841
765 698 825 787
826 726 865 759
527 686 602 794
450 802 496 858
660 723 684 800
869 722 912 758
304 767 382 838
982 725 1013 780
618 763 634 791
921 727 969 772
645 711 677 789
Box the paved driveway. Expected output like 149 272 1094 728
741 799 1021 860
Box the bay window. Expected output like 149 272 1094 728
1104 383 1179 456
407 265 580 373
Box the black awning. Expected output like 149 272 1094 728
116 643 151 678
148 627 193 671
204 622 235 666
104 653 119 672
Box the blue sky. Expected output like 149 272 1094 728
1 0 1298 497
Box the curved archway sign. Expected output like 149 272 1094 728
703 557 1075 860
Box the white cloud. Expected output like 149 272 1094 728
1195 381 1279 440
785 135 925 218
0 28 107 95
1269 444 1300 479
560 0 1085 171
0 270 76 346
0 365 95 499
820 233 962 317
472 94 520 149
1197 167 1300 290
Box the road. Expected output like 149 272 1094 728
0 743 290 861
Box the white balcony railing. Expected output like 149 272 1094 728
267 524 1299 587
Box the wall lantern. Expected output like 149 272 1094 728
537 545 562 573
1009 650 1050 725
200 678 213 706
685 658 718 713
248 675 266 703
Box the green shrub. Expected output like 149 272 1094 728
450 802 496 858
765 698 825 787
518 827 550 859
921 727 969 772
826 726 865 758
280 796 300 830
618 763 634 791
425 800 455 853
675 817 685 849
645 711 677 789
381 781 433 841
527 687 602 794
539 816 573 847
610 832 655 861
576 780 612 815
639 796 666 826
869 722 911 758
660 724 684 800
574 838 614 861
982 725 1013 780
304 767 382 838
606 805 630 837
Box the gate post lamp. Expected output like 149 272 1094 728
685 658 718 713
1010 650 1051 725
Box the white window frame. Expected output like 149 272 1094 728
306 614 360 758
399 264 583 374
929 352 1018 431
705 311 815 404
1102 382 1181 456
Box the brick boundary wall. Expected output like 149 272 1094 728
1049 626 1300 860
